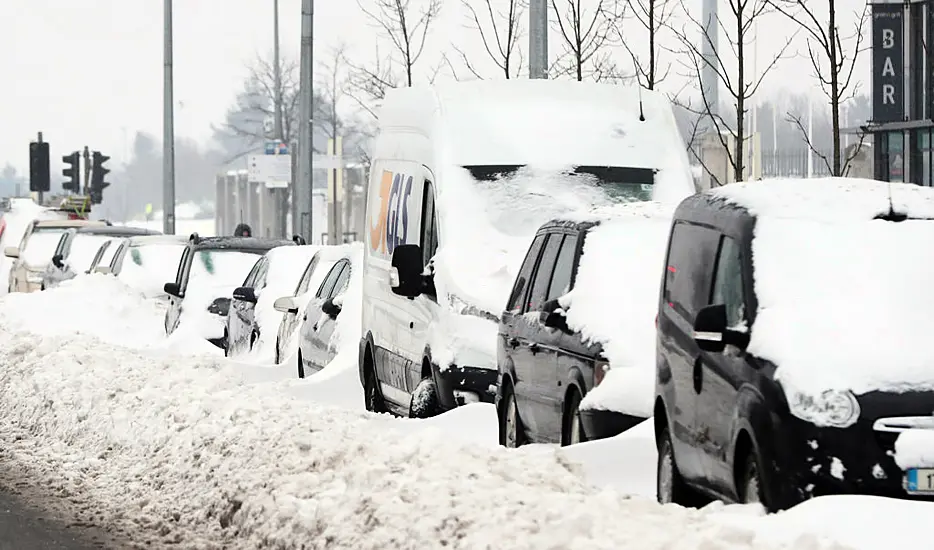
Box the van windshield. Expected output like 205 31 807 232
463 164 655 202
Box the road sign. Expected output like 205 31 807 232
264 141 289 155
248 154 291 188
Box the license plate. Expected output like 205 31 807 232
905 468 934 494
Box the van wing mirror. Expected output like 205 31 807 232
390 244 424 298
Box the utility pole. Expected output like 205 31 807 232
273 0 283 142
82 147 91 195
296 0 314 242
528 0 548 79
701 0 719 126
163 0 176 235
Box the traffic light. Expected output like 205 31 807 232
62 152 80 193
29 141 50 193
89 151 110 205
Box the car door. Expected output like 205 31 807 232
280 255 319 352
306 260 351 371
165 247 192 334
299 260 345 371
513 232 562 441
695 233 755 497
230 258 265 351
657 221 721 484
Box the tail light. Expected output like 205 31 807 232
594 357 610 387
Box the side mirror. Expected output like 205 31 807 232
540 298 570 332
390 244 424 298
322 297 342 319
163 282 181 297
292 234 306 245
232 286 257 303
3 246 19 259
273 296 299 314
94 265 112 275
51 254 64 268
694 304 751 352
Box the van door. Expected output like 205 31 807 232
404 170 439 390
657 221 720 484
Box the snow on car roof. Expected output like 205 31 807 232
710 177 934 221
711 178 934 396
559 202 675 418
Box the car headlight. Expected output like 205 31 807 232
787 388 860 428
207 297 230 316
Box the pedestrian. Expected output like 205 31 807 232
234 223 252 237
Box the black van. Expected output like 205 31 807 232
654 180 934 512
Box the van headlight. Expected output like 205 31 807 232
787 389 860 428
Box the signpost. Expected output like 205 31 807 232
248 140 292 188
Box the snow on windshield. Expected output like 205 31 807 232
562 202 674 417
67 235 114 272
118 243 187 297
21 230 65 267
186 250 262 293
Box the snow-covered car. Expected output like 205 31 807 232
497 203 668 448
162 235 295 348
286 245 362 378
41 225 160 290
655 178 934 512
4 219 107 293
93 234 189 299
271 244 358 365
225 244 320 358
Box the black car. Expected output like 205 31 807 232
496 219 648 449
654 180 934 513
163 234 295 348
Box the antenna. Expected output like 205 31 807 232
882 182 908 222
637 82 646 122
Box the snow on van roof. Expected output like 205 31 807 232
379 80 695 204
710 178 934 399
560 202 675 418
710 177 934 220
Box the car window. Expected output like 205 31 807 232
175 247 192 286
242 258 264 287
711 235 746 329
90 241 110 268
421 181 438 267
663 221 721 321
547 234 578 302
253 258 270 290
316 260 345 299
329 263 351 299
507 234 547 314
526 233 562 313
55 233 71 256
295 256 319 295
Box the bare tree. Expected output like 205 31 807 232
358 0 442 86
611 0 677 90
316 45 348 147
344 46 400 119
770 1 868 176
453 0 525 79
551 0 619 81
674 0 795 184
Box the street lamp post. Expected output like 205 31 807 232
163 0 176 234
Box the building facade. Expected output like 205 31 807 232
870 0 934 185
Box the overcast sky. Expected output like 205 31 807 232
0 0 869 174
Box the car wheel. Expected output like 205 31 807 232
561 389 587 446
223 330 230 357
657 425 703 507
274 337 280 364
364 366 387 414
499 383 526 448
409 377 443 419
740 448 767 507
297 351 305 379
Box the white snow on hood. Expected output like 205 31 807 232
713 178 934 395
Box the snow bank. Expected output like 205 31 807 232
559 203 673 417
559 419 658 499
713 179 934 395
0 325 849 549
894 430 934 469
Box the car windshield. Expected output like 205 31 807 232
67 235 115 272
21 230 66 267
464 164 655 202
186 249 263 292
117 243 187 294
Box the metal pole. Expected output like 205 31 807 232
297 0 314 242
36 132 43 205
701 0 719 125
273 0 283 142
528 0 547 79
163 0 176 234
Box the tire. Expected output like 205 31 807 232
363 366 387 414
561 389 587 447
739 448 767 507
297 351 305 379
223 330 230 357
499 383 526 448
274 338 280 364
249 331 258 351
657 426 704 507
409 377 443 419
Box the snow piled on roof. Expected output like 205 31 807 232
713 179 934 395
560 202 674 417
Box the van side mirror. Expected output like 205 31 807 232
540 298 570 332
163 282 181 297
693 304 749 352
390 244 424 298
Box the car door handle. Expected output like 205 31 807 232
507 337 519 348
528 342 540 354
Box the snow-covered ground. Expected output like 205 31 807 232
0 274 930 549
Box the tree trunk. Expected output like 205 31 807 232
734 2 746 183
648 0 656 89
829 0 841 176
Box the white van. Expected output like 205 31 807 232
358 79 695 418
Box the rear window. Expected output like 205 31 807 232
662 221 721 320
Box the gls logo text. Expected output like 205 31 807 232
369 170 414 256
